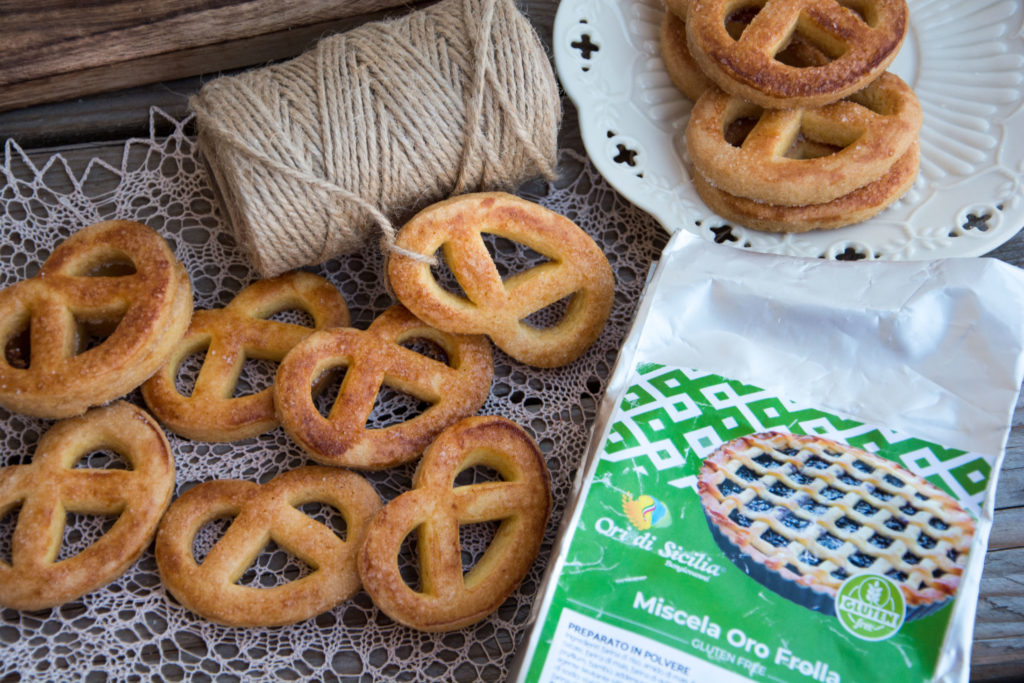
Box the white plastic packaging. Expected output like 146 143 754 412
511 231 1024 682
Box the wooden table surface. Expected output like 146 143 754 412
1 1 1022 681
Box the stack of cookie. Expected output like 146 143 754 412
661 0 921 233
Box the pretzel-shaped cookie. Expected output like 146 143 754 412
0 401 175 610
662 9 717 101
358 416 551 631
686 0 908 108
686 72 921 206
661 0 830 102
693 141 919 232
141 272 350 442
275 305 493 470
155 466 380 627
0 220 193 419
387 192 614 368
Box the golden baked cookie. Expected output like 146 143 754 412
0 402 175 611
0 220 193 419
661 10 716 101
155 466 380 627
274 305 493 470
358 416 551 631
660 0 829 102
387 192 614 368
141 272 350 442
686 73 921 206
692 141 919 233
686 0 908 109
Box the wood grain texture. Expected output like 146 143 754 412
973 548 1024 681
0 0 427 111
990 507 1024 551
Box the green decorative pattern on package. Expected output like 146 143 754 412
523 365 988 683
609 364 988 514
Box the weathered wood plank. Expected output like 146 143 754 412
971 648 1024 683
995 396 1024 510
0 0 428 111
986 230 1024 271
997 450 1024 511
0 77 198 149
977 549 1024 636
1 0 416 79
0 4 442 145
990 507 1024 551
974 547 1024 680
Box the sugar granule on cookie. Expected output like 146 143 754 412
274 305 493 470
0 220 193 419
142 271 350 442
387 192 614 368
0 402 175 611
358 415 551 632
155 466 380 627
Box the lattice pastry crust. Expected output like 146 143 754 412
698 431 974 609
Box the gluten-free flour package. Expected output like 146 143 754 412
510 232 1024 683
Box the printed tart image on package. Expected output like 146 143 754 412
514 365 993 683
699 430 975 622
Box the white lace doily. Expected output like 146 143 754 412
0 109 666 681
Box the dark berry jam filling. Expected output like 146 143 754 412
817 532 843 550
736 465 758 482
798 549 822 566
884 518 906 532
849 552 875 568
799 497 827 516
761 529 789 547
719 478 743 496
747 496 772 512
820 486 844 501
853 500 879 516
729 509 753 528
886 569 908 582
868 533 893 549
838 472 862 487
781 513 810 530
834 516 861 532
869 487 894 501
883 474 904 488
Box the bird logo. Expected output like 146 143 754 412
622 492 671 530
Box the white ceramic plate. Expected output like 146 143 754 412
554 0 1024 260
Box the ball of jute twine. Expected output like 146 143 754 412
190 0 561 278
